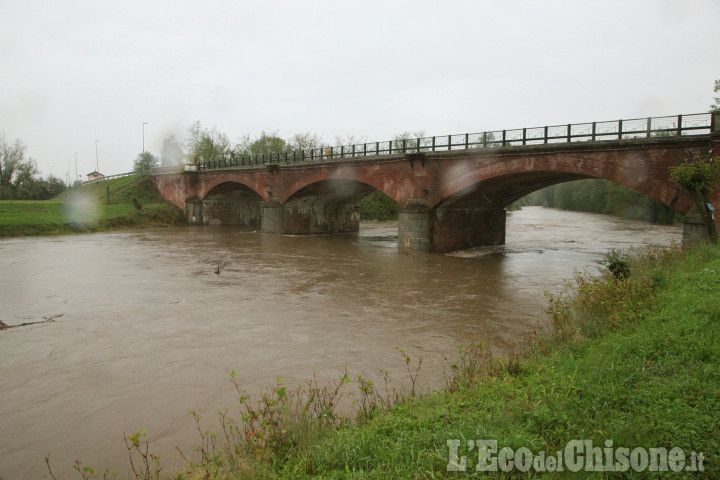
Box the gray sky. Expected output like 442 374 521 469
2 0 719 180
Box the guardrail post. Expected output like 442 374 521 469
646 117 652 138
502 130 506 147
592 122 596 141
543 126 548 144
566 124 571 142
522 128 527 146
677 114 683 136
447 134 451 150
618 120 623 140
465 133 469 149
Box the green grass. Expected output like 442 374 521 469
0 175 185 236
164 243 718 479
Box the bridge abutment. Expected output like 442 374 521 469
682 209 715 246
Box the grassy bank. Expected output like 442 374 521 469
0 175 185 237
135 243 715 480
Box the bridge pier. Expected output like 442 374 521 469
398 207 433 252
261 202 285 234
283 203 360 235
185 198 203 226
261 201 360 235
398 207 506 253
432 208 506 253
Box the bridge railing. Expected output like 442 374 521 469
197 112 715 170
79 171 137 185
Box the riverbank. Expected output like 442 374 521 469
0 175 185 237
170 242 718 479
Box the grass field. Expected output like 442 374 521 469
0 175 185 236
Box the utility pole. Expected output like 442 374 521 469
143 122 148 154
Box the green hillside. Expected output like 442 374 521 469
0 175 185 237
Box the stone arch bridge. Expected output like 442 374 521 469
153 113 720 253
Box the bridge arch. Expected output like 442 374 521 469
281 179 378 234
189 181 264 228
277 164 406 206
432 153 693 214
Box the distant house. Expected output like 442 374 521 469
87 171 105 182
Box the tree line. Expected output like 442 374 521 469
510 179 680 224
137 121 427 172
0 134 66 200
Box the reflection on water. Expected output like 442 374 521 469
0 207 681 479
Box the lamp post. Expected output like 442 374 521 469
143 122 148 154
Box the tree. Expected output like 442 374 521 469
711 79 720 112
133 152 159 174
160 134 185 166
235 130 287 157
0 133 26 199
287 132 323 151
669 155 720 243
11 157 39 196
334 134 367 147
186 121 231 164
392 130 426 152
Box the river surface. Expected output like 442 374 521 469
0 207 681 479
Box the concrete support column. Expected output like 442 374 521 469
185 198 203 226
432 208 506 253
398 207 432 252
261 202 284 234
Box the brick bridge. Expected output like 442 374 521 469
153 113 720 253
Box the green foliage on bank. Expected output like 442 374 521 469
0 175 185 237
359 190 400 221
512 179 680 224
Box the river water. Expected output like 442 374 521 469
0 206 681 479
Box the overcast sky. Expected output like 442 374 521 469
2 0 719 180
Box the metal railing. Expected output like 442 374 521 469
80 171 138 185
197 112 716 170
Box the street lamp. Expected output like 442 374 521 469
143 122 148 154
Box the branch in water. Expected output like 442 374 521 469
0 314 63 330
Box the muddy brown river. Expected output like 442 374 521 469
0 207 681 479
